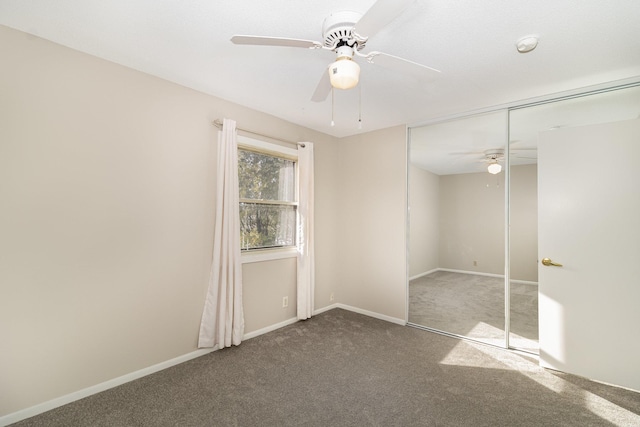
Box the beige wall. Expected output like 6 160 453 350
438 171 506 275
0 25 341 416
440 165 538 282
242 258 297 331
0 23 542 418
420 165 537 281
337 126 408 321
408 164 439 277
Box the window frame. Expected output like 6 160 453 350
237 135 299 264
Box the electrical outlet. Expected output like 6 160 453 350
282 296 288 308
330 292 335 302
473 260 478 266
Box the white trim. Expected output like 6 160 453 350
404 124 410 324
242 316 299 340
1 316 299 426
333 303 406 326
408 76 640 129
438 267 504 278
237 135 299 256
408 268 439 281
237 134 298 159
1 305 406 426
437 268 538 285
314 303 340 315
0 348 216 426
241 247 297 264
510 279 538 286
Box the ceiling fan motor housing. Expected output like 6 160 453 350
322 11 366 50
484 148 505 161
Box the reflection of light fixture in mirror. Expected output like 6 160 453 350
328 46 360 90
485 149 504 174
487 161 502 174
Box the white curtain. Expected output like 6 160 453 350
198 118 245 348
297 142 315 320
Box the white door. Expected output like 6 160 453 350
538 118 640 391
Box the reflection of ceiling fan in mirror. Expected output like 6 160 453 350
451 147 537 174
230 0 441 102
485 149 504 174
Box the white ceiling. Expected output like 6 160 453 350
1 0 640 138
410 85 640 175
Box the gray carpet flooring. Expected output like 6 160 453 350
409 271 538 352
12 308 639 426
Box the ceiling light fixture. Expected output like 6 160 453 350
328 45 360 90
487 162 502 174
484 149 504 174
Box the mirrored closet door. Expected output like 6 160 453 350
408 82 640 354
506 114 539 353
408 110 510 348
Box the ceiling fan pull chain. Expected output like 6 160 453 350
331 87 335 127
358 84 363 129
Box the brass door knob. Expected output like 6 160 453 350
541 257 563 267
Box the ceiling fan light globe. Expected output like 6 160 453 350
487 163 502 174
328 58 360 90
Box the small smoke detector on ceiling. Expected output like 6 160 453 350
516 35 539 53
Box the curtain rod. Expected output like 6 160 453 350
213 119 305 148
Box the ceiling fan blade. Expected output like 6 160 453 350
353 0 414 40
448 151 483 156
231 35 322 49
365 51 440 81
311 71 331 103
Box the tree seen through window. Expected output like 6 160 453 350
238 149 296 250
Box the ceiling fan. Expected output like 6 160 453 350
230 0 441 102
451 148 538 174
484 149 505 174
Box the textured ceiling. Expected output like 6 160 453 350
411 84 640 175
1 0 640 139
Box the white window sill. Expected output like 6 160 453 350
241 247 298 264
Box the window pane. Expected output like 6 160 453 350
240 203 296 250
238 150 295 202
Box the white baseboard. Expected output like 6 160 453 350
408 268 439 281
438 267 504 278
436 268 538 285
0 347 216 427
510 279 538 286
1 304 404 426
242 316 299 340
314 302 339 315
317 303 405 326
1 318 298 426
333 303 406 326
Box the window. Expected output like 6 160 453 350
238 138 298 252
